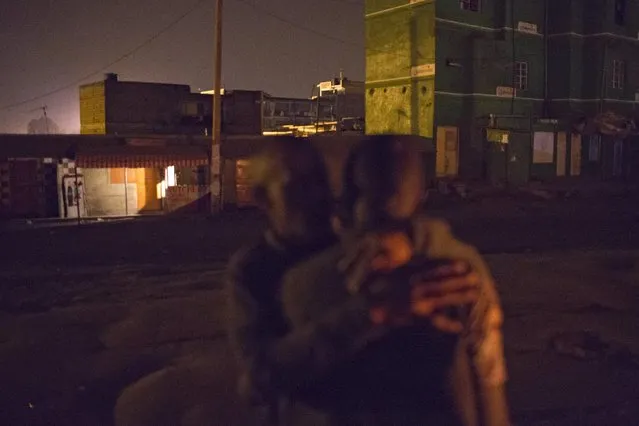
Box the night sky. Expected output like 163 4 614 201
0 0 364 134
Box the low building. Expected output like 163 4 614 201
0 133 434 219
0 134 210 219
80 74 343 138
315 73 365 120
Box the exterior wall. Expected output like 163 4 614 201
0 162 10 218
105 80 193 135
165 186 209 213
80 168 137 217
365 0 436 138
262 96 334 131
79 82 106 134
337 93 365 119
222 91 263 135
80 76 263 137
80 75 325 137
366 0 639 183
0 159 57 219
435 0 546 179
548 0 639 110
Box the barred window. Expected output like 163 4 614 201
612 60 625 89
515 62 528 91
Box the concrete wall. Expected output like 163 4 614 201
366 0 639 184
365 0 436 138
547 0 639 108
1 159 56 219
83 169 138 217
105 80 192 135
223 91 263 135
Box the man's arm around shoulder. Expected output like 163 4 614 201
226 246 386 400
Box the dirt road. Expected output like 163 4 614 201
1 197 639 425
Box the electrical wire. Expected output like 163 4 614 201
0 0 208 111
233 0 364 48
323 0 363 5
2 0 587 111
234 0 549 65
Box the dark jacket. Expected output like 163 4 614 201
280 217 509 426
225 231 388 425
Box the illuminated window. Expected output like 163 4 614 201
109 168 137 184
166 166 176 187
460 0 480 12
612 60 625 89
515 62 528 91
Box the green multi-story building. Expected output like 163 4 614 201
366 0 639 184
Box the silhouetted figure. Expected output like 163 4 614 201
281 135 510 426
226 137 384 425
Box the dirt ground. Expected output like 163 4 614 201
1 196 639 425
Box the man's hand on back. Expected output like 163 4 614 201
409 261 480 333
360 257 480 334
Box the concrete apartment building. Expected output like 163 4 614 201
365 0 639 185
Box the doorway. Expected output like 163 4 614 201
557 132 567 177
436 126 459 177
570 134 582 176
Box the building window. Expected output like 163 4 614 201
109 168 137 184
615 0 626 25
460 0 480 12
515 62 528 91
612 60 625 89
182 102 199 117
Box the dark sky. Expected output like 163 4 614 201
0 0 364 134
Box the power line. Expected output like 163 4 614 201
2 0 583 111
0 0 208 112
233 0 548 66
323 0 364 5
234 0 364 48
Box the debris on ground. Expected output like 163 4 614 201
550 331 639 369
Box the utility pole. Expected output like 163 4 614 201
336 70 344 134
210 0 224 213
42 106 49 134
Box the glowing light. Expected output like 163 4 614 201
200 89 226 95
167 166 176 187
156 181 164 199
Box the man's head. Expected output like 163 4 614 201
340 135 424 231
250 137 333 245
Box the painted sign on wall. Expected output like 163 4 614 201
411 64 436 78
517 21 538 34
496 86 516 98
